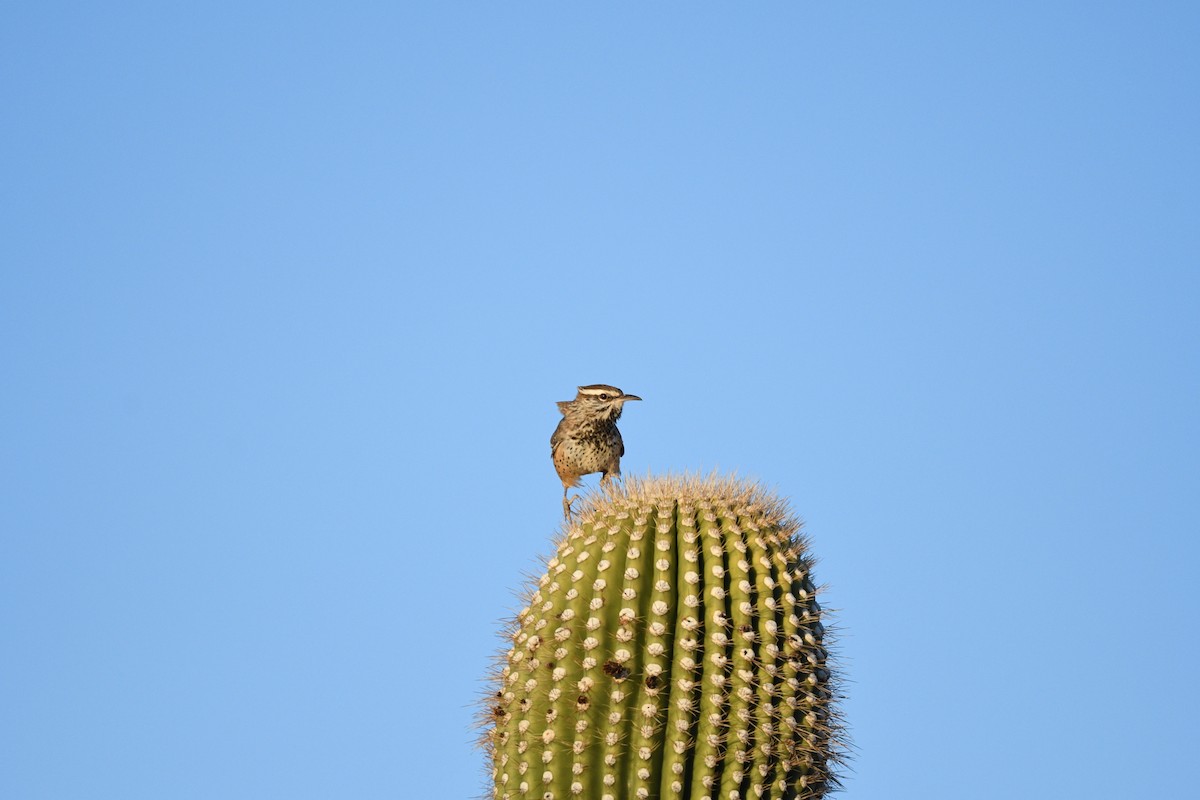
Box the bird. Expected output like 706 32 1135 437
551 384 642 519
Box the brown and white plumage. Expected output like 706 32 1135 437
551 384 641 517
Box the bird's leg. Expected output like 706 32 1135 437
563 487 576 520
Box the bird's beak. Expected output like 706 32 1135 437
621 394 642 402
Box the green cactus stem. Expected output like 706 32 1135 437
481 474 843 800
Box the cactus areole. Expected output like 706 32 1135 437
482 475 843 800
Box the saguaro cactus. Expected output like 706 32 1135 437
481 475 842 800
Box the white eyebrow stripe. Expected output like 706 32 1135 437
578 386 618 396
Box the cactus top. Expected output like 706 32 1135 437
482 474 844 800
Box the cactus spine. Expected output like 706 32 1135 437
483 475 842 800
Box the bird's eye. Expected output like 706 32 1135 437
599 393 609 400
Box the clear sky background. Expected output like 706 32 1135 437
2 3 1197 799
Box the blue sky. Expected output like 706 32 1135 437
2 3 1198 798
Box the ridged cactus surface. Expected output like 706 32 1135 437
482 475 842 800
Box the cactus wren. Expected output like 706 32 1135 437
551 384 642 519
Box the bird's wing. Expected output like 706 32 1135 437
551 418 568 454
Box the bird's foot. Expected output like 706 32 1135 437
563 494 577 520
